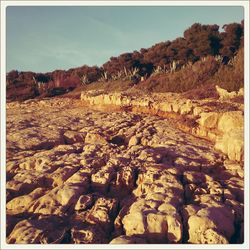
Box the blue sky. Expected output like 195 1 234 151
6 6 244 73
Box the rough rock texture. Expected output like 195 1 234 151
81 90 244 162
6 93 244 244
216 85 244 100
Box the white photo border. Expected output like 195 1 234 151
1 1 249 249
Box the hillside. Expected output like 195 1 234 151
6 21 244 101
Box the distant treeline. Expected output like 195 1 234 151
7 21 244 89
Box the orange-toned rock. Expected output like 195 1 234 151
50 166 80 187
188 206 235 243
6 94 243 244
146 213 168 243
7 219 44 244
216 85 237 100
122 211 146 236
75 194 93 211
6 170 47 196
29 183 84 215
91 168 115 193
215 128 243 162
217 111 243 133
63 131 86 144
110 166 135 195
7 188 46 214
110 235 146 244
7 127 63 151
165 213 183 243
128 135 140 147
198 112 221 129
7 216 66 244
121 197 183 243
183 171 213 184
85 132 107 145
86 197 118 231
201 229 228 244
71 225 107 244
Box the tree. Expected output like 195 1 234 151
220 22 243 58
35 73 52 83
142 41 171 67
167 37 194 65
184 23 221 58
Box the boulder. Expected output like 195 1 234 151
91 168 115 193
183 171 213 184
122 211 146 236
7 219 43 244
7 216 66 244
216 85 237 100
34 157 56 173
188 206 235 243
165 214 183 243
215 128 243 162
6 170 47 195
198 112 221 129
29 183 84 215
109 166 135 195
201 229 229 244
65 169 90 189
217 111 243 134
180 100 193 115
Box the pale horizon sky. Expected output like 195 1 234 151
6 6 244 73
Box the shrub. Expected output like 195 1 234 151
136 56 220 93
214 48 244 91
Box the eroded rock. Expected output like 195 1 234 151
6 95 243 244
29 183 85 215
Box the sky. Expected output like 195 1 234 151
6 6 244 73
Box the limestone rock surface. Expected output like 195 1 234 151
6 94 244 244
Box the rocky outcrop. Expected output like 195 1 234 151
215 128 243 162
216 85 244 100
197 111 244 162
6 96 244 244
81 90 244 162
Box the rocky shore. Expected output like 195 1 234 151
6 91 244 244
